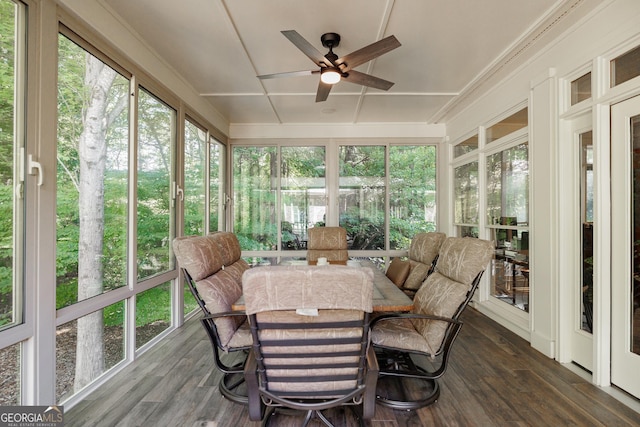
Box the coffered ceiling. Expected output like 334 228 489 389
97 0 593 126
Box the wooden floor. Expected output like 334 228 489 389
66 307 640 426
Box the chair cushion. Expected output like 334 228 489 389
385 258 411 287
411 272 470 353
242 265 374 314
210 231 243 266
307 249 349 264
408 232 446 266
435 237 495 286
403 260 432 290
173 235 224 281
195 269 244 347
307 227 348 250
371 317 434 354
226 320 253 349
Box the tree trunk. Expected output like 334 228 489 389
74 55 117 391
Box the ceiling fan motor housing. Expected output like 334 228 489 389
321 32 341 49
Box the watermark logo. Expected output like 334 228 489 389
0 406 64 427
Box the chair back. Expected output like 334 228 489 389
412 237 494 354
173 233 248 348
243 265 377 419
306 226 349 265
403 232 446 291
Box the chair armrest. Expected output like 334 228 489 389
201 310 246 321
370 312 462 329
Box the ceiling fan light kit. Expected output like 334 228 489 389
320 67 341 84
257 30 401 102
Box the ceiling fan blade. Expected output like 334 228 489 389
335 35 401 72
258 70 318 80
281 30 330 67
315 80 332 102
343 70 395 90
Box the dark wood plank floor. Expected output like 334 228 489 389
66 307 640 426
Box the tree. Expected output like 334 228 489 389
73 54 120 390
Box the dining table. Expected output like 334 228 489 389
232 259 414 312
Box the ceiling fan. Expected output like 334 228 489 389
257 30 401 102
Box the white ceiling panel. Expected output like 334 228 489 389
100 0 585 126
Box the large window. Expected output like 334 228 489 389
281 146 326 250
136 88 175 280
56 34 130 308
233 146 278 251
487 142 530 312
232 142 437 258
389 145 437 249
339 145 386 250
210 136 225 233
56 31 133 400
184 119 207 236
454 161 479 238
0 0 24 333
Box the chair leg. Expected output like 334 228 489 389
374 348 440 410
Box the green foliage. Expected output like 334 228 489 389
101 286 170 328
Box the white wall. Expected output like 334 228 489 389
443 0 640 373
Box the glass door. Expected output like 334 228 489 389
570 120 594 371
611 95 640 398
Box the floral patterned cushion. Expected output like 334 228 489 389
434 237 494 286
195 269 244 348
307 227 348 250
403 260 431 290
403 232 446 290
307 227 349 264
173 232 251 350
173 235 224 281
409 232 446 265
211 231 243 266
373 237 494 355
242 265 374 314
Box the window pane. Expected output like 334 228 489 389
137 88 175 280
233 146 277 250
454 134 478 157
184 280 198 315
611 45 640 87
486 108 528 143
136 282 171 349
209 138 224 232
184 119 206 236
56 302 125 402
581 132 594 333
389 146 437 250
486 143 529 225
281 146 326 250
458 226 479 238
0 342 20 405
492 229 530 312
454 162 479 224
0 0 22 329
339 146 385 250
571 72 591 105
56 34 129 308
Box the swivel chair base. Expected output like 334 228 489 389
375 375 439 410
220 369 248 405
374 348 440 410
